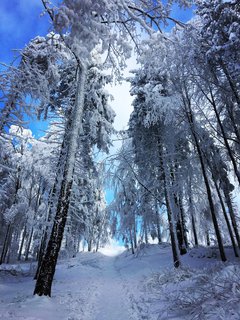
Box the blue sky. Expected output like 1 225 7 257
0 1 51 64
0 1 194 63
0 0 52 136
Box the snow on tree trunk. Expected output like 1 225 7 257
34 65 87 296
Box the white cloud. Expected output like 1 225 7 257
106 54 138 132
105 54 138 155
9 125 33 139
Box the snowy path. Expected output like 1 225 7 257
1 244 233 320
93 256 132 320
0 252 144 320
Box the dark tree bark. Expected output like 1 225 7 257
130 229 135 254
208 87 240 185
164 183 180 267
224 191 240 249
188 181 198 247
183 95 226 262
34 65 87 296
155 200 162 243
133 217 138 249
34 179 72 296
0 224 12 265
213 179 238 257
25 228 34 261
157 137 180 267
18 226 26 261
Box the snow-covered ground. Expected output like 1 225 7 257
0 244 240 320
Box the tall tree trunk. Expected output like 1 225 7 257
224 191 240 249
143 219 148 244
157 137 180 267
206 230 210 246
129 229 135 254
213 179 238 257
0 224 12 264
164 181 180 267
25 228 34 261
218 60 240 107
88 239 92 252
34 65 87 297
34 184 59 280
133 216 137 249
208 87 240 185
184 96 226 262
155 203 162 244
188 180 198 247
170 167 187 255
18 226 27 261
178 195 188 249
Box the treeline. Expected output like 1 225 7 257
110 0 240 266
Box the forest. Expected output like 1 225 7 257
0 0 240 319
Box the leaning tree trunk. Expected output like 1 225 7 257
208 88 240 185
213 179 238 257
34 179 60 280
34 65 87 297
224 190 240 249
184 97 226 262
0 224 12 265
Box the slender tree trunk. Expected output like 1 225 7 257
170 166 187 255
96 238 100 252
188 182 198 247
174 194 187 255
88 239 92 252
0 224 12 265
176 216 187 255
18 226 27 261
157 138 180 267
213 180 238 257
206 230 210 246
143 219 148 244
218 60 240 107
226 105 240 143
154 200 162 244
191 125 226 261
184 97 226 262
178 196 188 249
34 64 87 297
133 216 137 249
34 184 59 280
208 88 240 185
34 179 72 296
224 191 240 249
164 182 180 267
129 229 134 254
25 228 34 261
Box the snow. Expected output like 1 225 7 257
0 244 240 320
